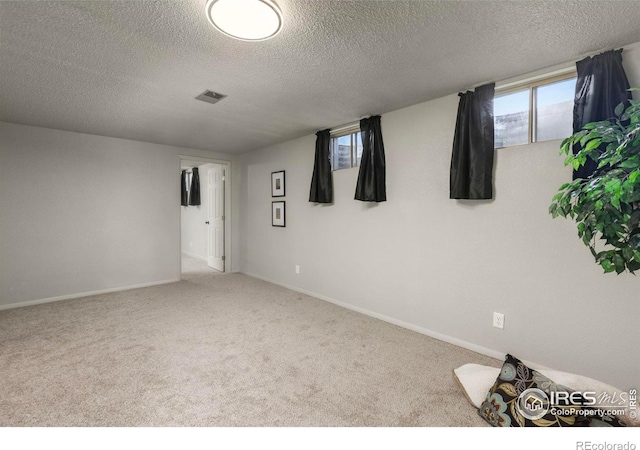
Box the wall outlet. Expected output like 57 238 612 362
493 312 505 330
190 241 193 248
295 265 300 274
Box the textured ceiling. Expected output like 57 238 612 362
2 1 640 154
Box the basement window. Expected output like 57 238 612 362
330 125 362 171
494 73 577 148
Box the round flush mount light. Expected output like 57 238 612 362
205 0 283 42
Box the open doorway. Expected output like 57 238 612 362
179 156 231 279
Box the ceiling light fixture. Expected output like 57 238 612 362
205 0 283 42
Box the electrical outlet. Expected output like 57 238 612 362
190 241 193 248
493 312 505 330
295 265 300 274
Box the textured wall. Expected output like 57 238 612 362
240 47 640 391
0 123 240 307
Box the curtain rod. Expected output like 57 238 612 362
466 45 627 93
496 66 576 92
330 121 360 135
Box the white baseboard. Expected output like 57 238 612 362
243 272 506 362
181 252 207 262
0 278 181 311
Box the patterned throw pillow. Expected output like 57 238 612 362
478 354 590 427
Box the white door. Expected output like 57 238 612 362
207 165 225 272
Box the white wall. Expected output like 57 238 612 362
181 164 214 261
240 45 640 391
0 122 241 308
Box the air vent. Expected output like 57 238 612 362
195 90 227 105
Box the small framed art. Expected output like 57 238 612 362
271 170 285 197
272 201 286 227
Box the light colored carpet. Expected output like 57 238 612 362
0 269 499 426
181 254 221 280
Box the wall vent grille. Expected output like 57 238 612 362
196 90 227 105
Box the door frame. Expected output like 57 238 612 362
178 155 232 277
206 163 225 272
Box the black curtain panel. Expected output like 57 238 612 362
181 170 188 206
449 83 495 200
309 129 333 203
355 115 386 202
189 167 201 206
573 49 631 180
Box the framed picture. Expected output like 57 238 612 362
272 201 286 227
271 170 285 197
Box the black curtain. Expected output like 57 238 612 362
189 167 201 206
309 129 333 203
449 83 495 200
573 49 631 180
181 170 188 206
355 115 386 202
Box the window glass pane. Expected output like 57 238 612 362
332 135 352 170
535 77 576 142
355 132 363 166
494 90 529 148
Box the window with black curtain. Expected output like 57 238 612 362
449 83 495 200
354 115 386 202
309 129 333 203
572 49 631 180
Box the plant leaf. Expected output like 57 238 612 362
585 138 602 151
601 259 614 273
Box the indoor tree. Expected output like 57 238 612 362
550 91 640 274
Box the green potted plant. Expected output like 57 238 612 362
550 91 640 274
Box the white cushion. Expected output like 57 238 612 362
453 363 500 408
